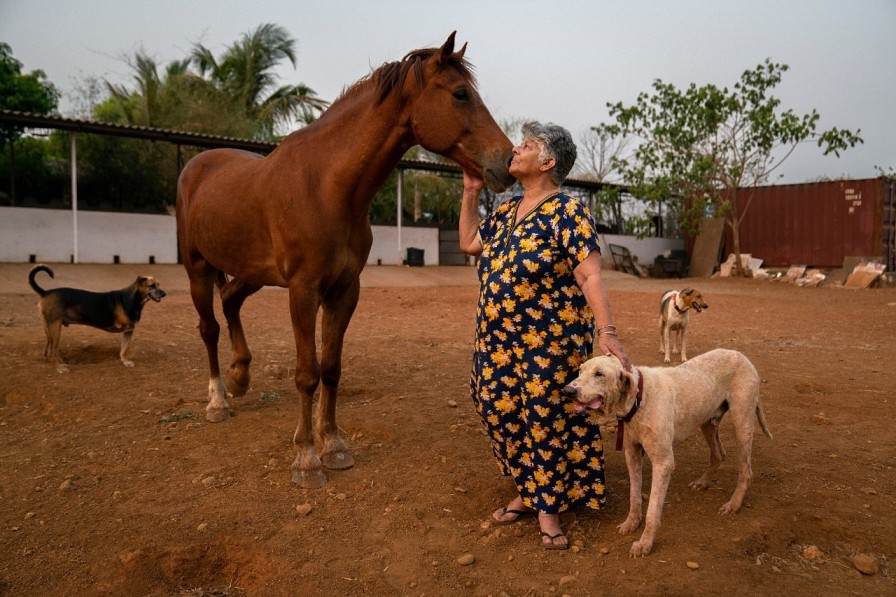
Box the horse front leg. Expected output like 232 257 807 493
189 272 229 422
288 285 326 489
317 279 360 470
220 278 262 397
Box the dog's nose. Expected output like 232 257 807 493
562 385 577 397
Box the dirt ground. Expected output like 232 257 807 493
1 263 894 596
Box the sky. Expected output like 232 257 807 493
1 0 894 184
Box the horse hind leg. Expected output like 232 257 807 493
316 279 360 471
189 268 230 422
220 277 262 397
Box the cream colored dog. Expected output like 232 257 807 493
659 288 708 363
563 348 772 557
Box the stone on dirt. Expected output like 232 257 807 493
852 553 879 575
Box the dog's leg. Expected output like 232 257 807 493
719 416 754 514
630 447 675 557
689 420 724 490
719 386 759 513
119 330 135 367
617 445 644 536
680 323 689 362
658 317 666 355
663 325 673 364
44 318 68 373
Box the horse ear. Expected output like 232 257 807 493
454 42 467 62
439 31 457 64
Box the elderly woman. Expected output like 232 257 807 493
459 121 630 550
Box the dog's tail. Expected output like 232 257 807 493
755 401 773 440
28 264 54 297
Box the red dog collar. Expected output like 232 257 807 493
616 368 643 451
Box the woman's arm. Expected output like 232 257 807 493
459 171 484 256
574 251 631 370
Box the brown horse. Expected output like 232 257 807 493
176 32 514 488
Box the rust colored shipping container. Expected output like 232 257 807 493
724 177 896 270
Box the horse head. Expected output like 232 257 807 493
398 32 515 192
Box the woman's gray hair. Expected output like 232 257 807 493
521 121 577 185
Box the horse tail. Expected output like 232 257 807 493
29 264 54 297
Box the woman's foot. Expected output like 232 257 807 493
492 495 534 525
538 513 568 550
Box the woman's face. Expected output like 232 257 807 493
509 137 546 178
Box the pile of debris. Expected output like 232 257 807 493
715 254 889 288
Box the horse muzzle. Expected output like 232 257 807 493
482 150 516 192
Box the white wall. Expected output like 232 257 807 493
368 225 440 266
0 207 441 266
0 207 177 264
598 234 685 267
2 207 675 268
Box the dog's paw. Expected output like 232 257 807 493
718 500 742 515
617 518 641 535
629 540 653 557
121 359 135 368
688 478 711 491
56 364 70 374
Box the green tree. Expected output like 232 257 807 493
602 59 863 275
0 42 59 203
190 23 329 139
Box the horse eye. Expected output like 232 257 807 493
453 88 470 101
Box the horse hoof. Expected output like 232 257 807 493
205 406 231 422
321 451 355 470
292 468 327 489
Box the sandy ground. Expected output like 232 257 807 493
1 263 895 596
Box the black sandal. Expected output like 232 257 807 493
540 531 569 550
492 506 534 526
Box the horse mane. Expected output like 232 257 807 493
332 47 477 109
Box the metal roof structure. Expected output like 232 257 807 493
0 109 610 191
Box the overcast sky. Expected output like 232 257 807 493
2 0 893 184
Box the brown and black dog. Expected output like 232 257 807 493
28 264 166 372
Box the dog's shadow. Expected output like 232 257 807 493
59 344 116 366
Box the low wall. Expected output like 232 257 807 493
0 207 674 269
598 234 685 268
369 225 440 266
0 207 441 266
0 207 177 264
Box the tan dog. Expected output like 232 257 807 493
29 265 166 372
564 349 772 557
659 288 708 363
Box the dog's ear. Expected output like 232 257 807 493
615 366 639 414
681 287 692 296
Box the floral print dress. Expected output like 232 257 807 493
471 192 606 513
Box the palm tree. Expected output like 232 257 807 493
190 23 328 138
105 51 192 127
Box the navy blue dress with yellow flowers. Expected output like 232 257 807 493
471 192 606 514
